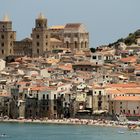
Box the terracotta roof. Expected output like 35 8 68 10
106 89 122 94
65 23 81 29
106 83 140 88
49 25 65 30
113 96 140 101
119 56 137 63
17 81 30 85
119 88 140 94
30 86 47 91
59 64 72 71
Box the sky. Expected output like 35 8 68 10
1 0 140 48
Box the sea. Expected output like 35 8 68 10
0 122 139 140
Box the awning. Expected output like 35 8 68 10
93 110 108 114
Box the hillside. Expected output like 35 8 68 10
108 29 140 47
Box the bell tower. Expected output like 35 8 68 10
32 13 50 57
0 15 16 58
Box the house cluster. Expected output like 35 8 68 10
0 14 140 121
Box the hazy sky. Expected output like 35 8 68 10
1 0 140 48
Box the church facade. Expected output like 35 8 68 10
0 14 89 58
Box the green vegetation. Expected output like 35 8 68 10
108 29 140 47
90 48 96 53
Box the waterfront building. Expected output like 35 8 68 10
92 86 109 114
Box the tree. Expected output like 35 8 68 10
90 48 96 53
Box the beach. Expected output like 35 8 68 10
1 118 140 129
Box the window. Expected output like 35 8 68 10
1 50 4 55
75 41 77 48
25 94 27 98
10 35 13 39
36 42 39 46
37 23 41 27
37 49 39 54
123 110 125 113
92 56 96 59
54 106 56 110
36 35 40 39
10 42 12 46
54 94 56 99
1 35 4 39
36 94 38 99
46 35 48 38
81 42 83 48
99 91 101 95
133 110 136 114
43 94 45 99
1 43 4 47
47 94 49 100
46 42 48 46
66 41 69 48
85 42 87 48
98 56 102 60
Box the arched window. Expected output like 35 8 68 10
1 35 4 39
66 41 69 48
1 42 4 47
85 41 87 48
2 50 4 55
37 49 39 54
81 41 83 48
75 41 77 48
36 34 40 39
36 42 39 46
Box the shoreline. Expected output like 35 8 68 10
0 118 140 129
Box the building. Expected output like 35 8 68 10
92 86 108 114
0 14 89 57
0 15 16 58
13 38 32 57
64 23 89 52
31 13 50 57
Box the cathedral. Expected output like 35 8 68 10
0 14 89 58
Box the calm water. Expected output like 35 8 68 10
0 122 140 140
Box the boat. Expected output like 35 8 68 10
127 124 137 130
118 131 125 134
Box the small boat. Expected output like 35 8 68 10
128 124 137 130
118 131 125 134
0 134 7 137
